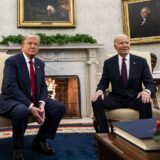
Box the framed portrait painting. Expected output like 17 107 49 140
122 0 160 44
17 0 76 28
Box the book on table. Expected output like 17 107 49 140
113 118 160 151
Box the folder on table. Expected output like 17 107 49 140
113 118 160 151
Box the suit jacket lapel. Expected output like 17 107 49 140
34 58 41 94
113 55 121 79
128 54 138 82
19 54 30 88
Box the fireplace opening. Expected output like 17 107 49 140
45 75 81 118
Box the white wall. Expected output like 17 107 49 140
0 0 160 72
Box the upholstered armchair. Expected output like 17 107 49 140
93 51 160 132
0 53 34 127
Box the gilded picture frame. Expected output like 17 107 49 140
17 0 76 28
122 0 160 44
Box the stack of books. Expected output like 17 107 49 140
113 118 160 151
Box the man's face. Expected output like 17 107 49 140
114 35 130 57
140 8 149 18
21 37 39 59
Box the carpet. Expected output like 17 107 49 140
0 133 98 160
0 124 95 139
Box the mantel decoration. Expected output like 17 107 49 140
0 33 97 46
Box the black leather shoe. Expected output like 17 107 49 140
13 149 24 160
32 141 56 155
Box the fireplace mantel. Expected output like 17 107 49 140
0 44 103 117
0 44 102 51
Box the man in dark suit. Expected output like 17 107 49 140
92 34 157 133
0 35 65 160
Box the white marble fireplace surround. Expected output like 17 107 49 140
0 44 102 118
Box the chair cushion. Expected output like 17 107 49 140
152 107 160 118
0 116 12 127
105 107 160 121
0 116 35 127
105 108 139 121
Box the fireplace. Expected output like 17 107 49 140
45 75 81 118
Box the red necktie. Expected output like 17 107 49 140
29 60 36 104
121 58 127 87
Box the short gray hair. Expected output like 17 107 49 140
113 34 129 44
140 7 151 14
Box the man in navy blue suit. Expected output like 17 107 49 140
0 35 65 160
92 34 157 133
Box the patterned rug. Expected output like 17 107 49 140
0 123 95 139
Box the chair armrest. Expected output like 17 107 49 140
104 88 109 96
152 94 160 110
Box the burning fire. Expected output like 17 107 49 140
45 78 57 99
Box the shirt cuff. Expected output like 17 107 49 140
144 89 151 95
39 100 46 106
28 103 34 110
97 90 103 93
